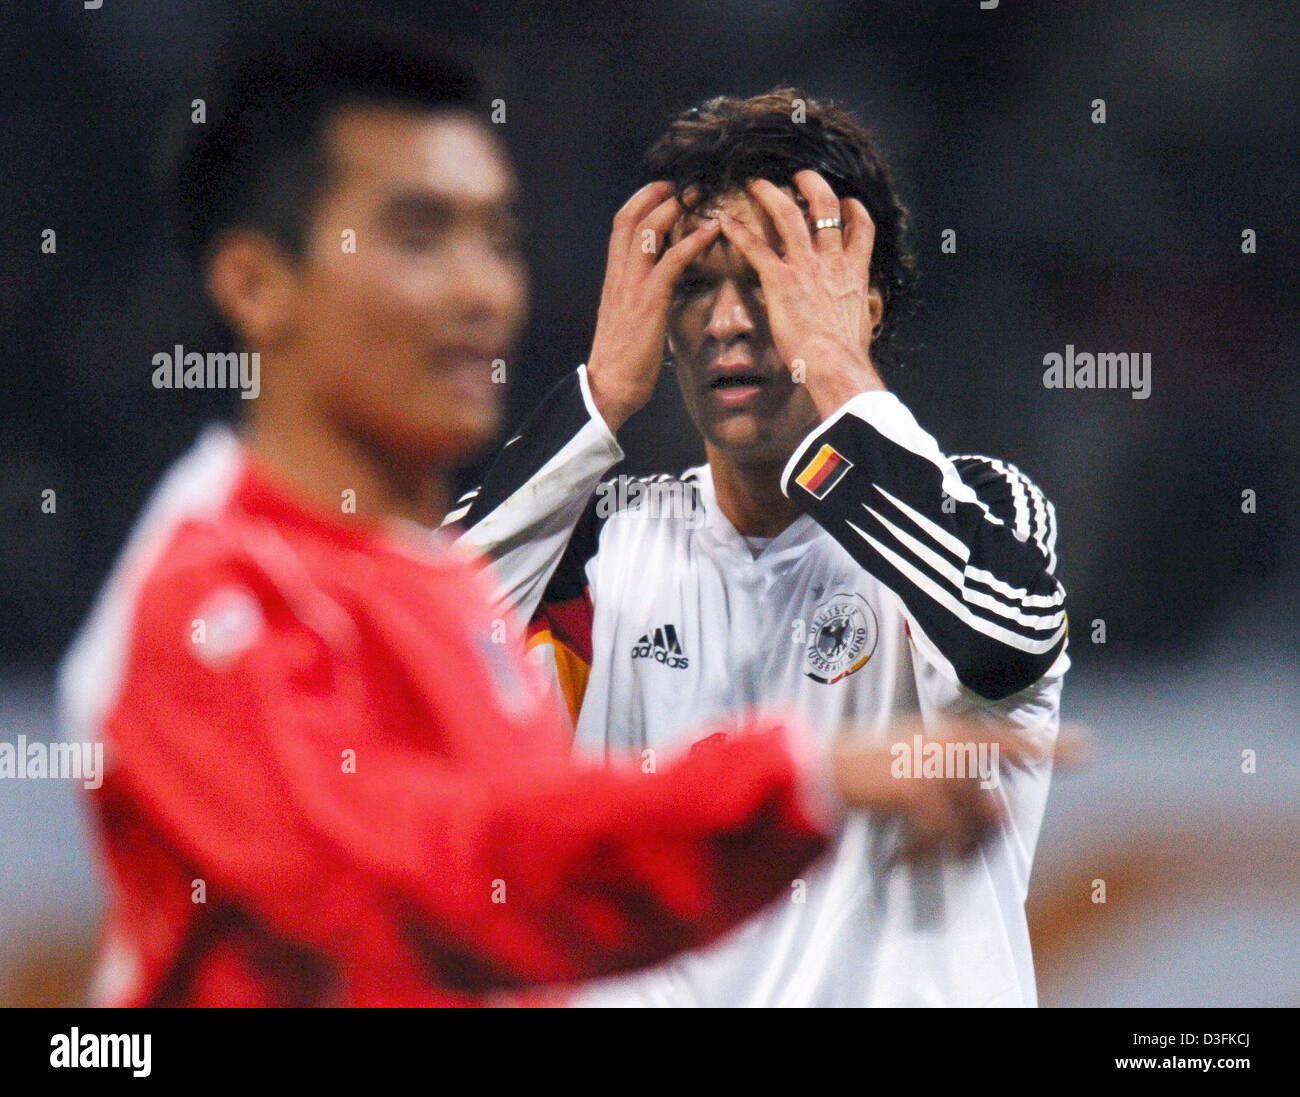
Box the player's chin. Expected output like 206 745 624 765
708 403 820 466
382 407 501 465
705 412 786 460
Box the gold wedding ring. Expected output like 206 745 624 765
812 217 844 232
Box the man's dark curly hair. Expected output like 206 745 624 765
640 88 917 374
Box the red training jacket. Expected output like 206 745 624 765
58 426 832 1006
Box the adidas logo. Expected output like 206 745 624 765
631 624 690 669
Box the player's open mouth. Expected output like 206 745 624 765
709 374 766 389
706 368 769 408
707 379 764 408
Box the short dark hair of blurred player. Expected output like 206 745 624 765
58 20 1012 1008
172 17 523 521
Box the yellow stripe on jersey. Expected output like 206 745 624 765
524 628 591 734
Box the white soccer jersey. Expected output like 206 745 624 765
449 365 1069 1007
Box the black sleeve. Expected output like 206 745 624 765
782 392 1067 700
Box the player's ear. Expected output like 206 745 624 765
863 284 885 350
205 230 300 349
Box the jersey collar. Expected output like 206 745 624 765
686 463 820 564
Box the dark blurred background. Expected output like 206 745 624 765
0 0 1296 1005
3 0 1296 667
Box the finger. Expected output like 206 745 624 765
633 196 690 267
607 181 675 273
934 781 1004 858
897 782 1000 862
985 726 1049 766
793 170 845 256
961 786 1006 853
745 178 814 262
927 715 1052 767
898 797 958 861
715 210 783 280
897 833 939 863
895 820 936 863
973 720 1096 771
647 218 721 294
841 197 876 272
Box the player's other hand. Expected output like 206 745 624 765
585 181 721 433
714 170 887 417
830 715 1088 860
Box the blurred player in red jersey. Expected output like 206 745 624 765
58 18 1030 1007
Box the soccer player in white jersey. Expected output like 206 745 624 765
448 89 1070 1006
